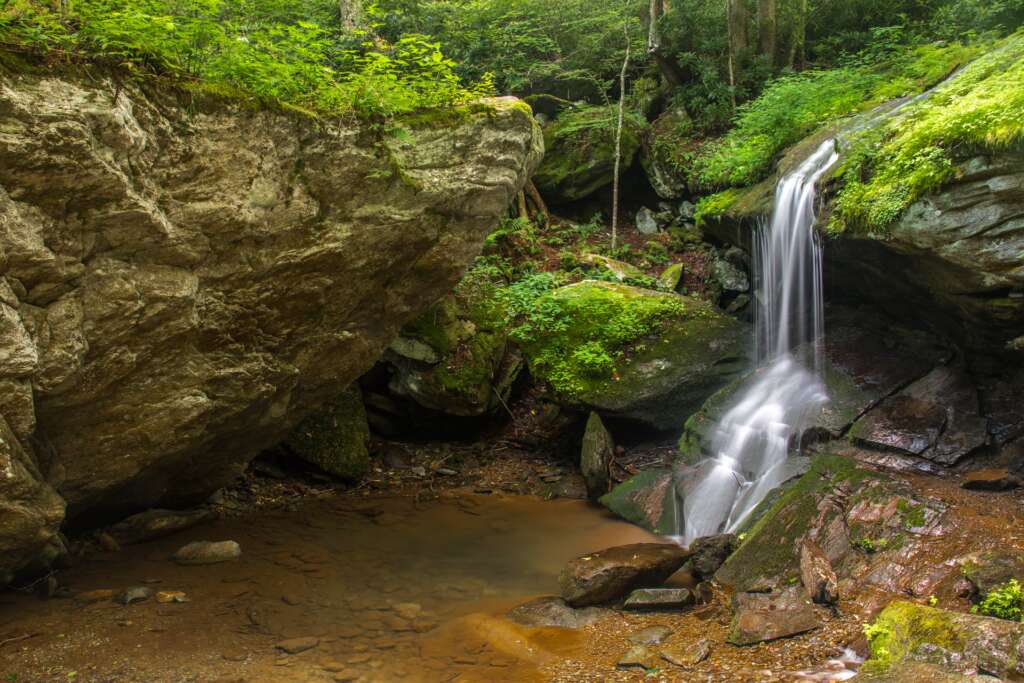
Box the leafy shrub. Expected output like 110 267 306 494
972 578 1024 620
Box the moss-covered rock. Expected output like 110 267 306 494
515 280 750 430
581 412 614 500
285 386 370 482
640 108 694 200
599 469 676 535
386 270 520 418
533 106 647 203
862 601 1024 679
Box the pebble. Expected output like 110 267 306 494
626 625 673 646
347 653 372 664
333 671 360 682
436 468 458 476
392 602 422 620
661 638 712 667
156 591 189 604
172 540 241 566
78 589 115 603
117 587 153 605
275 637 320 655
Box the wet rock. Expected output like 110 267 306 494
617 645 661 670
507 597 610 629
387 337 440 365
580 412 614 500
392 602 422 620
689 534 736 580
861 601 1024 679
800 539 839 605
599 469 676 535
850 366 987 463
107 508 213 546
959 551 1024 596
275 637 320 655
710 255 749 294
626 625 673 646
623 588 694 611
172 540 241 566
636 207 660 235
77 589 115 603
117 587 153 605
962 468 1021 491
156 591 189 604
559 543 691 607
640 109 692 200
728 587 822 646
661 638 711 667
520 281 751 431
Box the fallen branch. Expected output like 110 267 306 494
0 633 37 648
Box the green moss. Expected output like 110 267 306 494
973 578 1024 621
511 280 698 401
829 33 1024 236
897 499 927 530
862 602 965 675
694 189 742 226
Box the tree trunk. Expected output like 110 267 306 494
726 0 737 109
758 0 776 67
648 0 660 53
340 0 363 29
790 0 807 69
524 180 550 226
611 5 631 252
516 191 529 221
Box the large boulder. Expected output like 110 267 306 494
639 108 693 200
559 543 691 607
533 106 646 203
516 281 750 430
0 70 542 579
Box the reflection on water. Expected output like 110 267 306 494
0 494 660 682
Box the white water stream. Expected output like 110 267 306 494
681 139 838 544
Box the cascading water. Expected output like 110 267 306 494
680 139 838 544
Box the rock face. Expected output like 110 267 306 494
0 70 542 580
559 543 691 607
827 152 1024 358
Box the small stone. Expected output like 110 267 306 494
222 649 248 662
96 532 121 552
333 670 360 682
275 637 320 655
728 587 822 646
626 625 673 646
172 540 241 565
77 589 115 603
618 645 660 669
800 539 839 605
411 466 427 478
636 207 659 235
156 591 189 604
962 468 1021 491
436 467 458 476
661 638 711 667
346 654 372 664
117 587 153 605
624 588 695 611
392 602 422 620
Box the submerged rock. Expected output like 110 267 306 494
728 587 822 646
172 540 241 566
275 637 320 655
106 508 213 546
862 601 1024 679
506 597 609 629
285 386 370 481
580 412 614 500
519 281 750 430
626 625 673 645
0 70 542 580
661 638 712 667
559 543 691 607
617 645 662 670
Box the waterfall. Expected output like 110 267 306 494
680 139 838 544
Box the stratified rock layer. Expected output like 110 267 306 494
0 69 542 580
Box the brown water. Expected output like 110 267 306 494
0 493 660 683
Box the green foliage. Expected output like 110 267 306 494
695 41 978 189
972 578 1024 620
854 536 890 553
830 31 1024 235
0 0 491 117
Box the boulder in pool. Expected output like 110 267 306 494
559 543 691 607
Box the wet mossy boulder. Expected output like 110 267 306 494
862 601 1024 679
514 280 750 430
640 108 694 200
386 272 520 418
533 106 647 203
285 386 370 482
599 468 676 535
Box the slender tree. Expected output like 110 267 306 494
758 0 777 67
611 1 632 251
789 0 808 69
340 0 364 29
648 0 660 52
